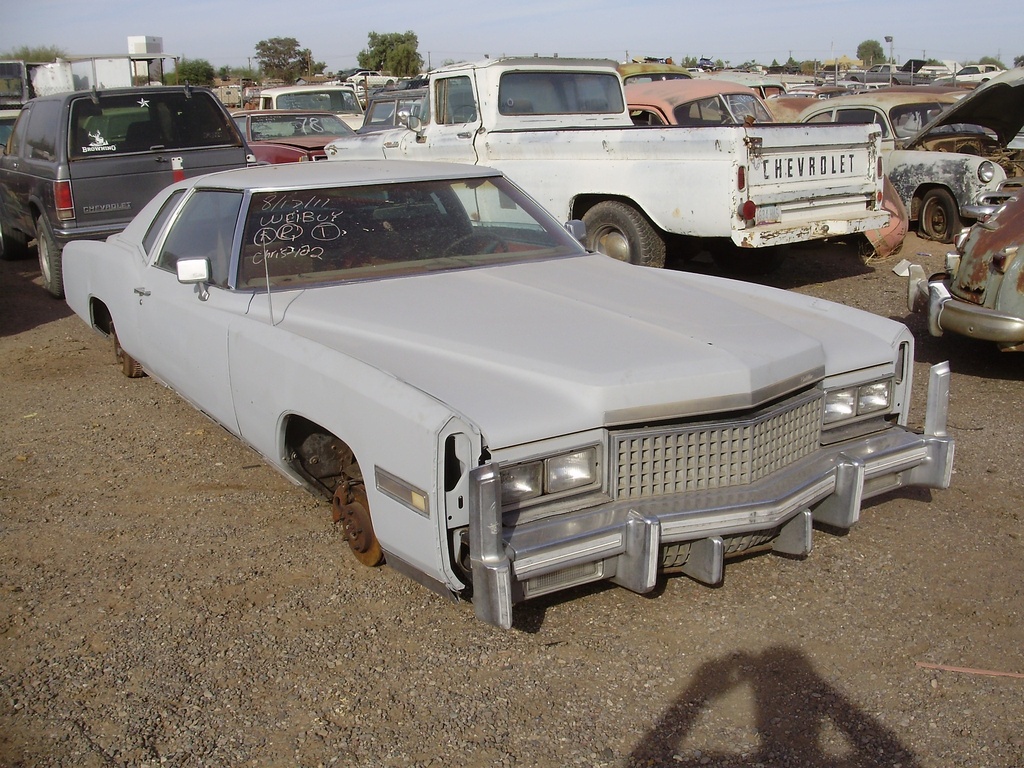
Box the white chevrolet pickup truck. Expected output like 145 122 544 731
324 56 890 270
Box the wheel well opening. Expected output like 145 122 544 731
283 415 361 501
90 299 113 336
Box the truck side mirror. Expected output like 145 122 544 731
398 108 423 133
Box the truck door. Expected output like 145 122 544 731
388 74 480 164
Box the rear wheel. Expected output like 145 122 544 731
918 188 960 243
583 201 666 269
36 215 64 298
112 326 145 378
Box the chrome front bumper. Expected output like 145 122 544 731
470 364 954 628
907 264 1024 343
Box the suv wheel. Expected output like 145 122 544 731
36 215 64 298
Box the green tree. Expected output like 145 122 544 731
978 55 1007 69
1015 54 1024 68
357 32 423 77
254 37 325 82
1 45 66 62
857 40 885 66
176 58 215 86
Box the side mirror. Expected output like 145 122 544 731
564 219 587 246
176 258 211 300
398 108 423 133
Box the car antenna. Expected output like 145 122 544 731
260 237 276 324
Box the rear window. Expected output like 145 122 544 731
68 90 241 159
271 90 361 115
497 71 624 115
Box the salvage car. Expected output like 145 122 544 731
255 85 364 130
62 160 954 629
884 71 1024 242
798 88 963 153
232 110 354 163
626 79 774 126
933 64 1005 87
905 186 1024 349
358 88 428 133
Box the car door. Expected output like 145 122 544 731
132 188 249 435
388 74 480 164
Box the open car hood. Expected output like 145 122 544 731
906 69 1024 148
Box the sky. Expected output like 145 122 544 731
3 0 1021 73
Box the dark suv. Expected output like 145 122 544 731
0 86 252 297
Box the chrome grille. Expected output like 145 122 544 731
612 390 822 500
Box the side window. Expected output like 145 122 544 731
435 76 476 125
835 108 888 137
6 105 31 157
155 190 243 287
629 109 665 126
26 100 61 161
142 190 187 256
804 111 834 124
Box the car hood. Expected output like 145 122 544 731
266 254 902 449
906 68 1024 148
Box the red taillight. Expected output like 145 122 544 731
740 200 757 221
737 165 746 191
54 180 74 221
877 157 883 178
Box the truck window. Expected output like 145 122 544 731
436 77 477 124
497 72 624 115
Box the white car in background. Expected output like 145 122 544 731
934 64 1005 86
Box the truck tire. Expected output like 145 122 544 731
583 201 666 269
918 188 960 243
0 217 30 261
36 215 64 298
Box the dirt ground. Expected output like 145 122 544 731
1 233 1022 768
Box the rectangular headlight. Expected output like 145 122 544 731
857 381 891 414
500 462 544 504
545 448 598 494
823 378 893 427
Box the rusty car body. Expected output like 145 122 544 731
906 187 1024 349
625 79 774 126
885 70 1024 243
232 110 354 164
797 87 963 153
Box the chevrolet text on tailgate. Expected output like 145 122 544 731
324 57 889 271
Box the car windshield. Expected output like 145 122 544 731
889 102 949 138
234 176 585 289
247 113 353 140
274 90 361 115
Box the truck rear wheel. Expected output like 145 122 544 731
36 216 64 298
918 188 960 243
583 201 666 269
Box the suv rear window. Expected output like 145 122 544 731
69 91 240 159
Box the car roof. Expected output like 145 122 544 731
626 78 760 108
796 88 962 119
191 159 500 192
232 109 343 117
259 84 357 94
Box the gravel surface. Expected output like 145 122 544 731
1 234 1022 768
